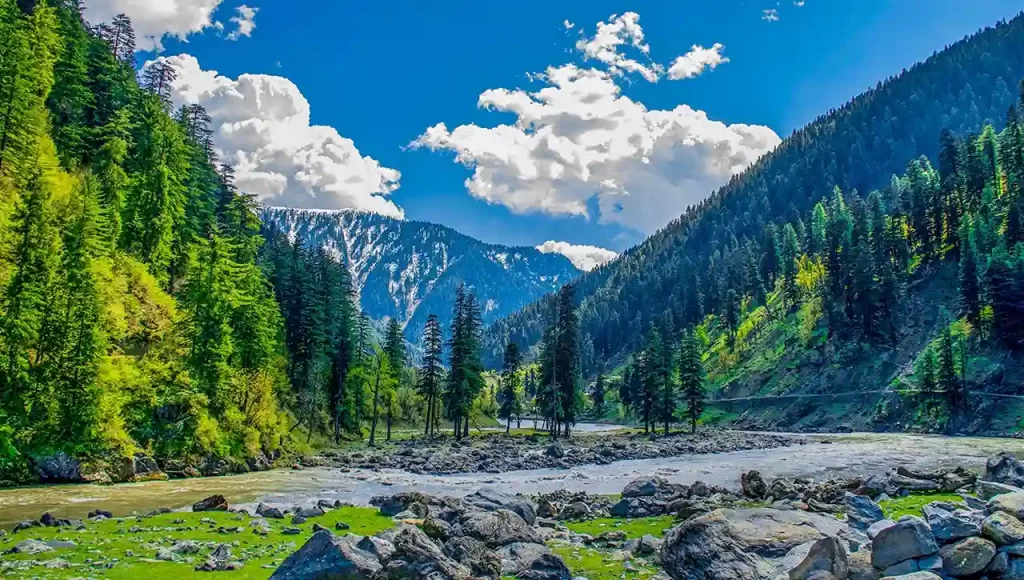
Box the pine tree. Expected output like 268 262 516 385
418 313 444 438
591 371 607 419
958 219 981 324
498 341 522 434
554 284 580 437
780 223 801 307
678 329 705 434
918 347 938 392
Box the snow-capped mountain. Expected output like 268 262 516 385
262 207 581 342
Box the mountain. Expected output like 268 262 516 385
262 207 580 342
485 13 1024 372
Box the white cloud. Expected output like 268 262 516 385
794 1 806 6
667 43 729 80
227 5 258 41
563 20 575 30
537 241 617 272
148 54 403 217
574 12 663 83
83 0 225 51
410 13 779 234
763 9 780 22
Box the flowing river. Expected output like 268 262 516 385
2 432 1022 528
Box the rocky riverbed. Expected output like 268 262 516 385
315 429 800 475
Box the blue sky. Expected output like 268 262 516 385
96 0 1024 257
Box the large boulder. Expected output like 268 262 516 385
990 492 1024 520
494 542 552 575
30 452 82 483
870 516 938 570
386 525 471 579
788 536 849 580
453 509 540 548
462 489 536 525
982 511 1024 545
843 492 884 530
661 508 848 580
443 536 502 579
622 476 674 498
609 496 668 518
975 480 1024 500
270 531 382 579
985 452 1024 488
938 536 995 576
741 471 769 499
193 495 229 512
517 553 571 580
879 573 940 580
922 502 982 542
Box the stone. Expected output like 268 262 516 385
88 509 113 519
881 559 918 576
991 492 1024 520
985 452 1024 488
422 515 452 541
938 536 995 576
870 516 938 569
545 444 565 459
270 531 383 579
844 492 884 529
976 479 1024 500
888 475 940 493
171 540 200 555
193 494 229 512
986 550 1009 574
156 547 176 561
453 508 541 548
867 519 896 540
636 534 663 556
30 452 82 483
879 573 940 580
661 508 849 580
517 553 572 580
622 476 669 498
494 542 552 575
355 535 395 562
983 511 1024 545
922 502 982 542
292 515 308 525
282 527 302 535
559 502 590 520
443 536 503 579
295 506 326 519
462 489 537 525
789 537 849 580
10 539 54 555
917 553 942 573
257 503 285 519
741 471 769 499
609 496 667 518
335 522 351 531
312 523 330 533
386 525 471 579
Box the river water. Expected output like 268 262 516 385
2 432 1021 528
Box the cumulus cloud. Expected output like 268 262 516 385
83 0 225 51
574 12 662 83
410 14 779 234
563 20 575 30
227 5 258 41
763 9 780 22
667 44 729 80
537 241 617 272
148 54 403 217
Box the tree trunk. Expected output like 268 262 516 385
506 416 511 435
369 358 382 446
691 414 697 434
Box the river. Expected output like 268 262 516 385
2 432 1021 528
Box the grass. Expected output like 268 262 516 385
563 516 674 540
0 506 394 580
550 543 662 580
878 493 966 520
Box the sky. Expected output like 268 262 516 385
84 0 1024 269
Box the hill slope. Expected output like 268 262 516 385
485 13 1024 369
263 207 580 342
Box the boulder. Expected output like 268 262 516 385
453 509 541 548
609 496 667 518
937 536 995 576
867 519 896 540
494 542 552 575
387 525 471 579
741 471 769 499
270 532 382 579
545 444 565 459
843 493 884 529
975 479 1024 500
193 495 229 512
422 515 453 541
462 489 537 525
661 508 849 580
922 502 982 542
985 452 1024 488
622 476 669 498
788 537 849 580
257 503 285 519
30 452 82 483
879 573 940 580
355 535 396 562
10 539 54 555
295 506 326 519
982 511 1024 545
443 536 502 579
559 502 590 520
370 492 434 516
870 516 938 569
888 475 940 493
517 553 572 580
993 492 1024 522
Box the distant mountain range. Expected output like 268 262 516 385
262 207 581 343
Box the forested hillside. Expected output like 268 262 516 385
262 207 579 345
485 13 1024 375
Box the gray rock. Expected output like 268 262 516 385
171 540 200 555
257 503 285 519
938 536 995 576
453 509 541 548
636 534 663 556
888 475 940 493
443 536 502 579
983 511 1024 545
422 515 453 541
922 502 982 542
355 535 395 562
295 506 326 519
494 542 552 575
985 452 1024 488
661 508 849 580
992 492 1024 521
291 515 308 525
156 547 176 561
788 537 849 580
193 494 229 512
870 516 938 569
741 471 769 499
986 550 1009 574
462 489 537 526
867 519 896 540
270 531 382 579
622 476 670 498
976 479 1024 500
517 553 572 580
881 559 918 576
559 502 590 520
878 573 940 580
844 493 884 529
609 496 668 518
387 525 471 579
10 539 54 555
916 553 942 573
31 452 82 483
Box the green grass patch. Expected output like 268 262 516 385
0 506 393 580
549 542 661 580
563 516 674 540
879 493 965 520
